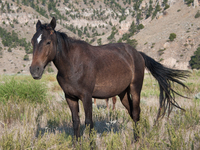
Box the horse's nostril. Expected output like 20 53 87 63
37 67 40 71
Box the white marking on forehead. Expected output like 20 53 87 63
37 34 42 44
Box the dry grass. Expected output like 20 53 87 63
0 70 199 149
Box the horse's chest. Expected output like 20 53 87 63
57 75 80 97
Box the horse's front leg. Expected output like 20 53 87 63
65 95 80 139
81 94 93 131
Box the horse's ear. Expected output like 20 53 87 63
50 17 56 30
36 20 41 31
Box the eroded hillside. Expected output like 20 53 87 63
0 0 199 74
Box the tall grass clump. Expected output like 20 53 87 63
0 77 47 104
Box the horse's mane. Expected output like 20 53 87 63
56 30 89 52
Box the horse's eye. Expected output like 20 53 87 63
47 41 51 45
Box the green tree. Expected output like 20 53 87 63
152 3 162 20
185 0 194 5
137 24 144 30
97 38 102 45
107 26 117 41
146 0 153 19
189 47 200 69
169 33 176 41
129 21 136 35
127 39 138 48
78 29 82 37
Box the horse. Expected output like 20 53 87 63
30 17 190 141
93 96 117 110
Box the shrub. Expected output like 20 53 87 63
107 29 117 41
164 4 170 10
189 47 200 69
0 78 47 104
47 67 54 73
169 33 176 41
8 47 12 52
23 54 29 61
185 0 194 5
158 48 166 56
195 10 200 18
137 24 144 30
127 39 138 48
97 38 102 45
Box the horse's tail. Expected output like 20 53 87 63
139 52 190 120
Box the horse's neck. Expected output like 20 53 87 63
53 35 71 75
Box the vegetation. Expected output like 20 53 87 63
189 46 200 69
0 0 175 52
23 54 29 61
195 10 200 18
0 27 32 54
107 26 118 41
0 72 199 149
185 0 194 6
169 33 177 41
97 38 102 46
158 48 166 56
0 77 47 104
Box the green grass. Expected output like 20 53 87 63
0 71 199 149
0 76 47 104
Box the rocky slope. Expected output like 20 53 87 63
133 0 200 69
0 0 199 74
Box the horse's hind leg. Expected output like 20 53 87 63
118 82 143 141
129 78 144 141
130 83 142 123
118 89 133 118
105 98 109 110
112 96 117 110
94 98 96 106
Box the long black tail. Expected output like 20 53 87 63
139 52 190 120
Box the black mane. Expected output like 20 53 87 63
55 30 89 52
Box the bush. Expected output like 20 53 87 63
137 24 144 30
47 67 54 73
195 10 200 18
169 33 176 41
185 0 194 5
23 54 29 61
0 78 47 104
8 47 12 52
189 47 200 69
97 38 102 45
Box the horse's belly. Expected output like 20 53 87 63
92 70 132 98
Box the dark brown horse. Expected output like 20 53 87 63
93 96 117 110
30 17 190 141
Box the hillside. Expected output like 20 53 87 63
0 0 199 74
133 0 200 70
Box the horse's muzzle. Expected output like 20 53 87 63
30 65 44 79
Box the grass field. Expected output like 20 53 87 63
0 70 200 150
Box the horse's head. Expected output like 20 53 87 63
30 17 57 79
